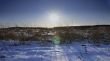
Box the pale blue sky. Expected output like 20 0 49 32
0 0 110 27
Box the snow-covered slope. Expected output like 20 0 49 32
0 40 110 61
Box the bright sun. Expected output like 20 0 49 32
46 11 61 27
48 12 60 22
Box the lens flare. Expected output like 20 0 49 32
52 35 60 45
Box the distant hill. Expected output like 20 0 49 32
0 25 110 30
52 25 110 30
0 25 110 44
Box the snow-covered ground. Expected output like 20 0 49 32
0 40 110 61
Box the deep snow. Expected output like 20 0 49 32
0 40 110 61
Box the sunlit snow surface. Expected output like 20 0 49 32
0 41 110 61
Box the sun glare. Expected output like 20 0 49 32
44 10 63 27
47 11 61 27
49 12 60 21
48 12 60 22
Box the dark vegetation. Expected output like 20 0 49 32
0 25 110 44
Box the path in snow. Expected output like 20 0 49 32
52 45 69 61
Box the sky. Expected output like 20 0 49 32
0 0 110 27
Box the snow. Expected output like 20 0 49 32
0 40 110 61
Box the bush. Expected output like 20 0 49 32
57 31 83 43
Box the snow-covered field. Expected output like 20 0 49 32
0 40 110 61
